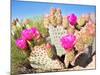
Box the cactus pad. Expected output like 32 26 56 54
48 25 67 56
28 44 64 70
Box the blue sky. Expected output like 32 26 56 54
12 0 96 20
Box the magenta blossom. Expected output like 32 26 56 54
67 14 77 26
21 28 40 41
16 38 28 49
60 34 76 50
31 28 40 40
21 29 34 41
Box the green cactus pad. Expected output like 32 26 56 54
75 25 81 30
28 44 64 70
48 25 67 56
65 50 75 62
77 17 86 27
64 50 75 68
47 47 57 59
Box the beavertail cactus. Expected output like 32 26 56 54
56 8 62 15
28 44 64 70
56 14 62 25
45 43 57 59
49 8 57 26
75 23 95 52
56 8 62 25
48 25 67 56
60 34 76 68
75 37 85 52
64 50 75 68
50 8 56 15
67 25 75 34
49 14 57 27
81 32 93 45
76 17 86 30
62 16 69 29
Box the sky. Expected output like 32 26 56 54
12 0 96 20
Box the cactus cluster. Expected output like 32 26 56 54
45 8 96 68
12 8 96 73
43 8 69 29
75 21 95 52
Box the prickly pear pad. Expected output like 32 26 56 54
48 25 67 56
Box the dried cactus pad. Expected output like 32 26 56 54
28 44 64 70
48 25 67 56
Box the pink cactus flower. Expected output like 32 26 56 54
60 34 76 50
67 14 77 26
21 29 34 41
16 38 28 50
31 28 40 40
21 28 40 41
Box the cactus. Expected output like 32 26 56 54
49 8 57 27
48 25 67 56
56 8 62 25
64 50 75 68
56 8 62 15
56 14 62 25
28 44 64 70
62 16 69 29
49 14 57 27
46 43 57 59
75 28 94 52
60 34 76 68
67 25 75 34
76 17 86 30
77 17 86 27
50 8 56 15
82 33 93 46
75 39 85 52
